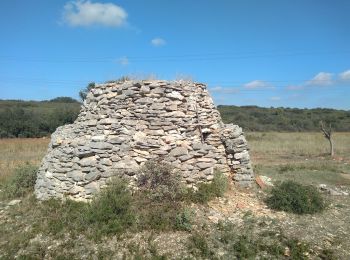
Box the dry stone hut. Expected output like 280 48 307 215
35 80 254 201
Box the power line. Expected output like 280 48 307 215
0 50 349 63
0 76 349 86
0 77 349 93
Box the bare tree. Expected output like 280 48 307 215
320 121 334 157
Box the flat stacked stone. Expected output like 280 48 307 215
35 80 254 201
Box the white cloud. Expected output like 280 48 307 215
62 1 127 27
339 70 350 81
305 72 334 86
243 80 273 89
210 86 223 92
286 85 304 90
209 86 239 94
151 38 166 47
269 96 281 101
118 56 129 66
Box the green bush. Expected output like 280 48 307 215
286 239 311 260
84 178 135 237
265 181 326 214
187 172 228 204
188 232 214 258
135 199 184 231
36 198 87 236
233 235 258 259
134 161 194 231
137 160 184 202
175 208 193 231
1 164 38 198
33 178 135 239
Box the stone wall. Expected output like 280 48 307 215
35 80 253 201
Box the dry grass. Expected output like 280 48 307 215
0 138 49 182
246 132 350 186
246 132 350 165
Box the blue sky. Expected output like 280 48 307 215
0 0 349 109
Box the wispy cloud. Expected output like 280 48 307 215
243 80 273 89
287 71 337 91
209 86 239 94
151 38 166 47
118 56 129 66
210 86 223 92
62 1 128 27
305 72 334 86
339 70 350 81
286 85 304 90
269 96 281 101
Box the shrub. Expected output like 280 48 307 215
135 161 194 231
137 160 184 202
286 239 311 260
210 171 228 197
187 172 228 204
265 181 326 214
36 198 87 236
33 178 135 240
135 199 184 231
1 164 38 198
175 208 193 231
188 232 214 258
233 235 258 259
84 178 135 237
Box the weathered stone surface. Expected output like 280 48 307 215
196 162 212 169
67 170 85 182
169 147 188 157
91 135 105 142
166 91 185 100
140 85 150 94
85 171 100 182
35 80 254 201
178 154 194 162
99 118 119 125
79 156 97 167
90 142 113 150
135 97 153 104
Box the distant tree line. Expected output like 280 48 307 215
0 98 80 138
218 105 350 132
1 98 350 138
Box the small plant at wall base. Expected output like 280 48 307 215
186 171 228 204
135 161 193 231
84 178 136 237
0 164 38 199
265 180 326 214
137 160 185 202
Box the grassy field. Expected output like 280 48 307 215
247 132 350 186
0 138 49 182
0 132 350 258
